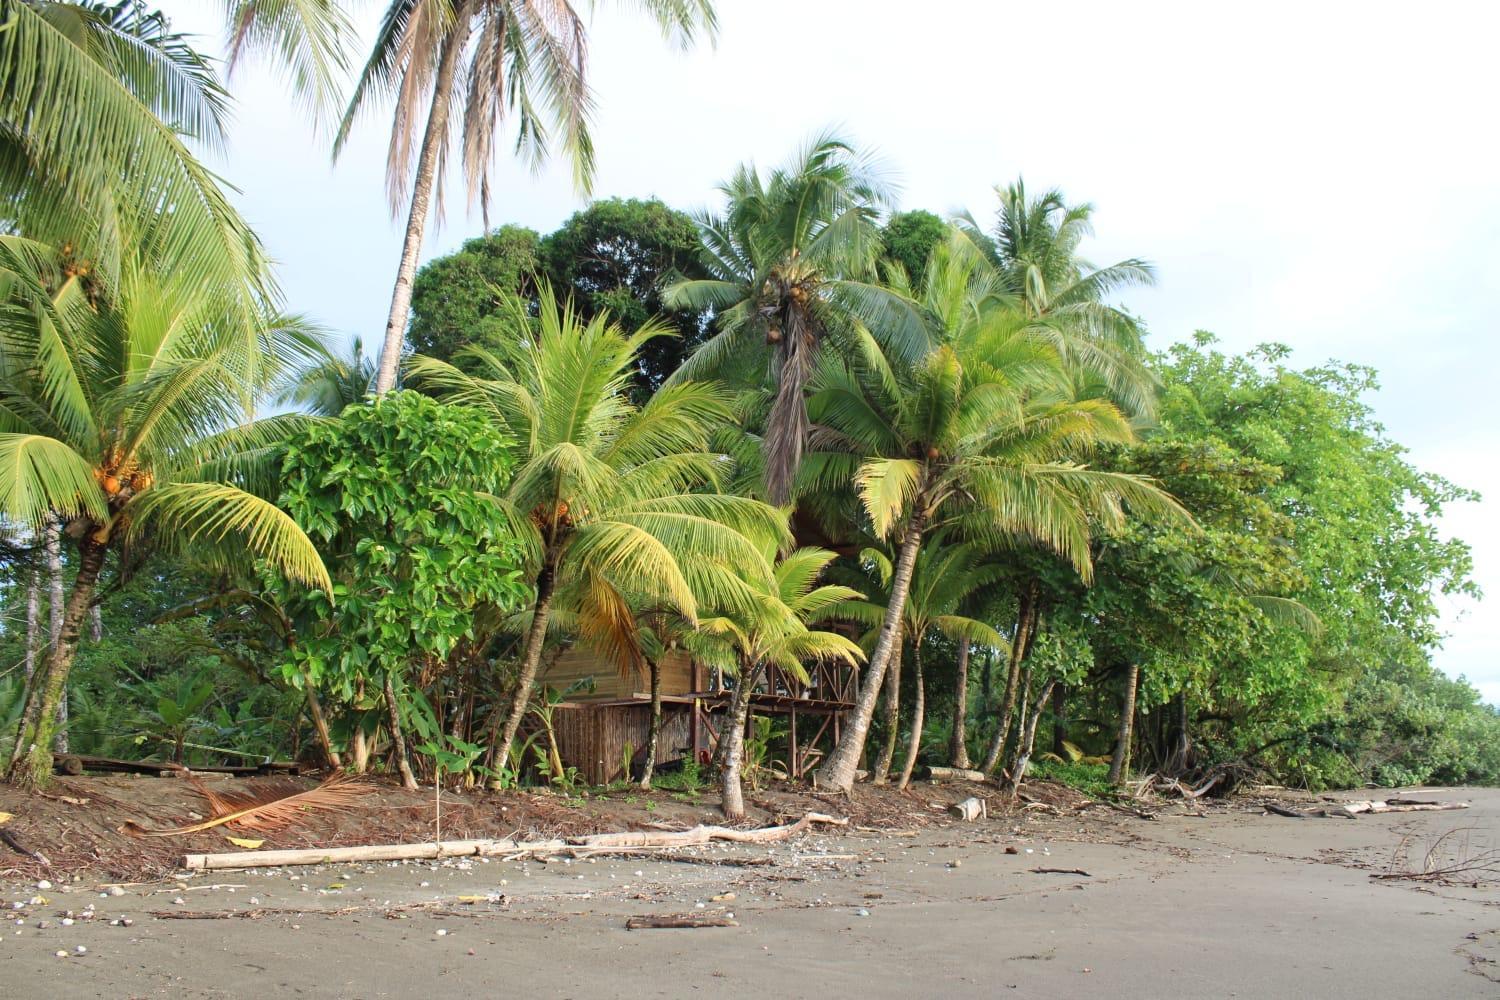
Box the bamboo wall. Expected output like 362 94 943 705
549 702 694 785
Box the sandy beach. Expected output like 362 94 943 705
2 785 1496 998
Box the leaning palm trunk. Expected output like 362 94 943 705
23 560 38 680
871 628 904 784
815 512 926 792
640 658 662 788
383 674 418 790
372 9 473 394
302 670 342 770
7 539 106 788
719 662 760 819
495 558 559 772
980 588 1037 774
896 639 926 790
1107 663 1140 786
1007 678 1056 797
949 637 972 769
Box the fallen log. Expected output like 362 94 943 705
1264 804 1308 819
950 797 987 822
626 914 738 929
185 812 845 871
919 766 991 783
1336 799 1469 816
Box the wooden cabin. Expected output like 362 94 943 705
537 647 859 786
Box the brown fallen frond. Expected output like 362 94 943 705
121 774 370 838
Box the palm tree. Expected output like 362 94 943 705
960 179 1158 416
837 537 1003 787
691 547 864 818
406 286 787 773
664 133 929 504
278 339 375 415
0 1 272 314
0 250 331 787
337 0 718 396
805 243 1187 793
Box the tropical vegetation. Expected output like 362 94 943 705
1 1 1489 810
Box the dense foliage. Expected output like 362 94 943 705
0 1 1488 801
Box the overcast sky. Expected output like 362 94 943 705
158 0 1496 702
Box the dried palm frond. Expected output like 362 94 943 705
121 772 369 838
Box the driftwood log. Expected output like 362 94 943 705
626 914 738 929
919 766 991 783
1262 798 1470 820
184 812 846 871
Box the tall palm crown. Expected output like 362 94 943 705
665 133 928 504
961 179 1158 416
339 0 718 394
406 286 787 766
0 1 269 312
279 340 375 416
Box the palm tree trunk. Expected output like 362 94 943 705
640 657 662 788
896 638 926 790
871 627 904 784
24 559 38 681
980 586 1037 774
763 302 815 505
719 661 760 819
45 519 67 753
1107 663 1140 786
372 8 473 394
949 637 972 768
384 673 418 790
815 510 927 793
495 556 558 772
1007 678 1057 797
7 537 106 789
303 670 342 770
1051 682 1069 757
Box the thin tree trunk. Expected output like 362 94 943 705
1007 678 1057 796
89 604 102 642
719 661 760 819
384 674 418 790
372 8 473 394
45 519 67 753
815 511 927 793
7 538 106 789
495 557 558 772
871 627 904 784
980 586 1037 774
1107 663 1140 786
896 639 926 790
303 671 342 770
640 657 661 788
949 637 972 769
1051 682 1068 757
24 560 38 681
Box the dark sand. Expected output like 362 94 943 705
3 786 1496 998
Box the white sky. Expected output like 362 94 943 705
158 0 1496 702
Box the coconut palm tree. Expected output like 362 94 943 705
836 537 1004 787
405 286 787 773
690 547 863 818
0 249 331 787
337 0 718 396
278 339 375 415
803 252 1187 792
0 0 272 314
663 133 929 504
960 179 1158 416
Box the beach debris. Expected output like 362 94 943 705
184 812 847 871
626 914 738 929
121 773 370 837
1030 867 1091 877
950 797 987 822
